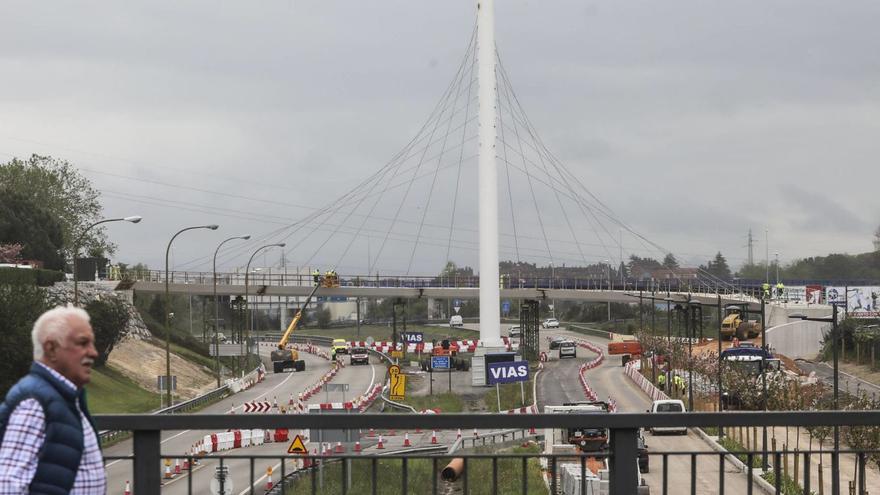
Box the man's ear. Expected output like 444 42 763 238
43 339 59 361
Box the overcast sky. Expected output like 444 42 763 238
2 1 879 276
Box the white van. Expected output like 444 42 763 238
647 399 687 435
449 315 463 327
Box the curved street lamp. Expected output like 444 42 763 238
212 235 251 387
73 215 142 305
244 243 286 364
165 224 219 407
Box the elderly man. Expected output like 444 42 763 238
0 306 105 494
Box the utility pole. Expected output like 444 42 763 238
764 229 769 284
747 228 754 266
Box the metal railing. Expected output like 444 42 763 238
97 411 880 494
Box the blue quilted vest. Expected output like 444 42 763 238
0 363 98 494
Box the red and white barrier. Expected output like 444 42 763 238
624 360 670 402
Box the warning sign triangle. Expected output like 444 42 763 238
287 434 307 455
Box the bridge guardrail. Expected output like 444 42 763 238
116 268 770 298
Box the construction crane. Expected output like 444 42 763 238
270 279 324 373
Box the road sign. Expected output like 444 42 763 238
243 400 271 413
156 375 176 391
486 360 530 385
287 434 308 454
502 300 510 313
388 365 406 400
453 299 461 313
391 350 404 358
431 356 450 369
324 383 349 392
402 332 424 344
208 344 247 357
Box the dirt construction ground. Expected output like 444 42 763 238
106 337 216 400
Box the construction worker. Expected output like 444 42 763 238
312 269 320 285
776 282 785 300
673 375 685 396
657 372 666 391
762 282 771 299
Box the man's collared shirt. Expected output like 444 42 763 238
0 362 106 494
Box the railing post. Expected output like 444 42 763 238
133 429 161 493
609 427 639 494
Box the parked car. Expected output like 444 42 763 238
508 325 521 338
349 347 369 365
449 315 464 327
542 318 560 329
558 340 577 359
549 336 566 350
647 399 687 435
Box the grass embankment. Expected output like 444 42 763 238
86 366 161 413
399 392 465 413
283 444 544 495
483 379 535 412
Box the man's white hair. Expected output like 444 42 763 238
32 305 91 360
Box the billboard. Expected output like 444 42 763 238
825 286 880 318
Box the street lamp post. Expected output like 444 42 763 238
774 252 780 286
165 224 219 408
790 304 841 495
213 235 251 387
244 243 286 368
73 215 142 305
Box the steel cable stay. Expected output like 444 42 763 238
497 53 588 268
405 38 478 276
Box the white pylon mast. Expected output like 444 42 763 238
477 0 502 346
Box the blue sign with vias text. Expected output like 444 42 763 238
486 360 530 385
402 332 424 344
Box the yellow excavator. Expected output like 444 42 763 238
270 279 325 373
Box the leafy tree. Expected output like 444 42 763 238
662 253 679 269
0 155 109 260
0 191 65 270
627 255 661 273
700 252 732 280
85 297 130 367
0 284 49 395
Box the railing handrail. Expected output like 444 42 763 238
95 410 880 430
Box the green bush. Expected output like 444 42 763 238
0 284 49 395
0 267 64 287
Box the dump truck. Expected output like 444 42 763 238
720 304 762 341
270 280 323 373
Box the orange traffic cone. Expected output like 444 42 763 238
123 480 131 495
431 430 438 444
368 428 376 437
229 402 236 414
335 441 345 453
403 433 411 447
182 455 189 470
377 435 385 449
266 466 273 491
456 428 462 439
174 458 181 474
529 426 537 435
354 441 362 453
473 428 479 438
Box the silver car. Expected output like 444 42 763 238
558 341 577 359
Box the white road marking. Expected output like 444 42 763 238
103 364 303 468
